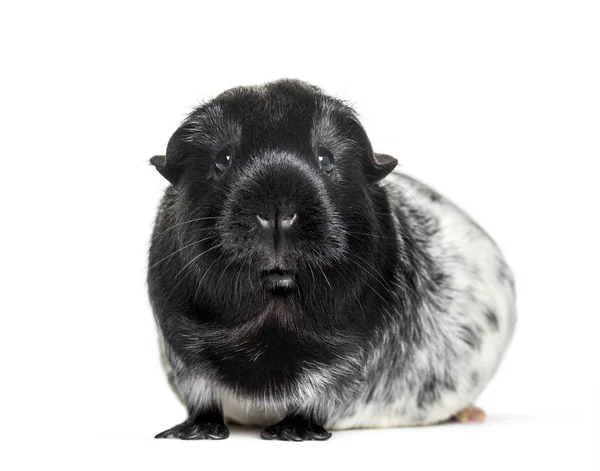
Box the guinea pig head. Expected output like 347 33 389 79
151 80 397 325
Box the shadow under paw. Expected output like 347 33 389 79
155 421 229 440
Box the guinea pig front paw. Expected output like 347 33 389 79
155 420 230 440
261 416 331 442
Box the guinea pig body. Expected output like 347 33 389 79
148 80 516 440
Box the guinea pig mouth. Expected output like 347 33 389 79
261 268 295 291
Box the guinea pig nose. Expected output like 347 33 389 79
280 213 297 229
256 214 272 229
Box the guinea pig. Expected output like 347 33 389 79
147 79 516 441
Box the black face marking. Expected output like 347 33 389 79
149 80 401 398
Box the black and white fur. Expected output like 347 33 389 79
148 79 516 441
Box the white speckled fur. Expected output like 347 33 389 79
323 171 516 429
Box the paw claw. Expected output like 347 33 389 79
309 424 332 440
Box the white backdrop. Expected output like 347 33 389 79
1 1 598 469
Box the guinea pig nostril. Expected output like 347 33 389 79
280 213 297 229
256 214 272 229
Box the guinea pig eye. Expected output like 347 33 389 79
317 146 334 172
215 147 232 172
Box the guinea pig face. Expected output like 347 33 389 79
151 80 397 313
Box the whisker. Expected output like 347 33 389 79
149 235 218 269
234 261 244 301
247 254 257 296
307 261 317 291
348 252 389 286
344 256 401 311
344 231 394 240
152 217 220 240
380 179 423 211
194 255 224 301
165 244 223 301
316 264 333 292
210 257 237 300
349 251 412 294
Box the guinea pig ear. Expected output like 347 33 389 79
150 154 182 184
348 115 398 182
150 126 192 184
364 152 398 183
